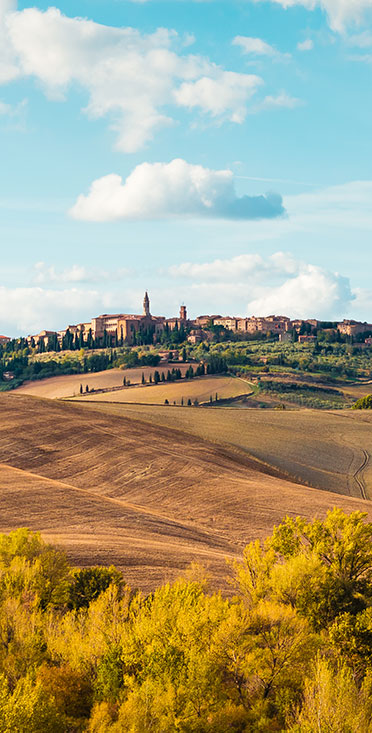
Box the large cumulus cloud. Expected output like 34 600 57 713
69 159 285 222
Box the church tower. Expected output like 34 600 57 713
143 291 150 317
180 305 187 321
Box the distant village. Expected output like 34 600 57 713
1 291 372 350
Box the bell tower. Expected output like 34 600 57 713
180 305 187 321
143 291 150 317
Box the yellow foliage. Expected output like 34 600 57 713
289 657 372 732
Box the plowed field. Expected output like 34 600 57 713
78 402 372 499
0 393 371 591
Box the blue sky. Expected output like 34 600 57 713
0 0 372 335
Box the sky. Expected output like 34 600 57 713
0 0 372 335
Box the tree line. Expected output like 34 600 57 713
1 510 372 730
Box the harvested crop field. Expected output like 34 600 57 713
81 402 372 499
70 375 250 405
0 393 371 591
14 363 189 400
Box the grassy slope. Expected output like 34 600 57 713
80 402 372 499
71 375 250 405
1 393 371 591
14 363 189 399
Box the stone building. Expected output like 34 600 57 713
337 320 372 337
90 292 166 346
26 329 58 348
237 316 289 334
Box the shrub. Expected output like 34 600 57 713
353 394 372 409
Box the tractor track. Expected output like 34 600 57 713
354 449 370 500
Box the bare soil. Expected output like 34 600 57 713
0 393 371 592
80 402 372 498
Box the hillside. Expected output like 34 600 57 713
76 401 372 499
71 374 250 405
14 363 189 400
0 393 371 591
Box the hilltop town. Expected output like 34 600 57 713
1 291 372 351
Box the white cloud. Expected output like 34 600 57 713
257 92 303 110
33 262 130 285
348 30 372 46
167 251 354 319
0 96 27 121
247 264 353 319
173 71 262 122
168 251 298 280
70 159 285 222
233 35 291 60
0 285 123 335
297 39 314 50
252 0 372 32
0 99 12 115
0 4 269 151
127 0 372 31
351 287 372 318
0 0 19 83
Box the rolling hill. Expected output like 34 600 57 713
75 401 372 499
14 363 190 400
70 374 250 405
0 392 371 591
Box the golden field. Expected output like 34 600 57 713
0 392 371 592
81 401 372 499
14 363 189 399
71 375 251 405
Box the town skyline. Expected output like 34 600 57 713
2 290 371 346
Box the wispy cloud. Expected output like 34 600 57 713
297 39 314 51
233 35 291 61
32 262 130 285
252 0 372 32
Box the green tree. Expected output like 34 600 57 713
67 567 123 610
